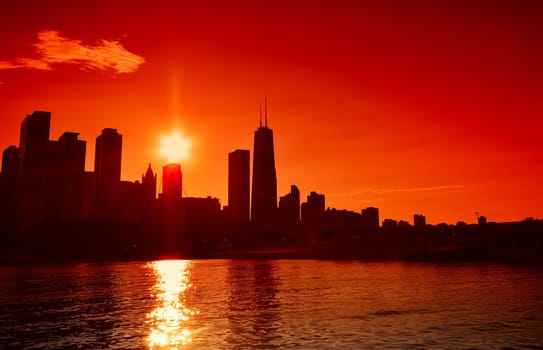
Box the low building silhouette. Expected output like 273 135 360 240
382 218 398 230
324 208 362 239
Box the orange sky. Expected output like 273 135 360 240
1 0 542 224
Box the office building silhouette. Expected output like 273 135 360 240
251 101 277 233
45 131 88 220
142 164 157 205
382 218 398 230
279 185 300 224
17 111 51 230
301 191 325 239
94 128 122 219
228 149 250 224
362 207 380 232
1 145 18 188
162 163 182 199
9 111 95 230
414 214 426 228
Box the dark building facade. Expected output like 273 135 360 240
45 131 88 221
94 128 122 219
17 111 51 230
228 149 250 224
301 191 325 240
324 208 362 236
5 111 95 230
278 184 301 236
414 214 426 228
382 218 398 230
142 164 157 205
162 163 182 199
251 112 277 233
361 207 380 232
0 145 19 234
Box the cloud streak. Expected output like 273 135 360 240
0 30 144 74
328 185 466 198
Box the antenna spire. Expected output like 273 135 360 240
264 94 268 127
259 104 262 128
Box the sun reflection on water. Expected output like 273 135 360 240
146 260 198 349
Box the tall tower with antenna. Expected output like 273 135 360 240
251 96 278 234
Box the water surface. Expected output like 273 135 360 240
1 260 542 349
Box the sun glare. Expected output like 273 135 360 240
159 131 191 164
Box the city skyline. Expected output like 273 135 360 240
1 1 542 224
0 109 534 228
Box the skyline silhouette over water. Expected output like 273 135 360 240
1 3 542 349
0 110 542 263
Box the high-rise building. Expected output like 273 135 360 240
251 101 277 232
1 145 19 188
17 111 52 231
414 214 426 228
361 207 379 232
301 192 325 224
0 145 19 232
301 191 325 240
142 163 157 204
228 149 250 223
162 163 182 199
279 185 300 225
15 111 91 229
19 111 51 159
46 132 87 220
94 128 122 218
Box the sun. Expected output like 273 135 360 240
159 131 191 164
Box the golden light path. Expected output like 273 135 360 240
159 131 192 164
146 260 198 349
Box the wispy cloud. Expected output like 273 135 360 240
0 30 144 74
328 185 465 198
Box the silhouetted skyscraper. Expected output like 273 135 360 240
46 131 87 220
0 145 19 231
1 145 19 188
251 101 277 233
301 191 325 240
362 207 379 232
228 149 250 223
94 128 122 218
162 163 182 199
279 185 300 225
19 111 51 159
301 192 325 223
142 163 157 204
279 185 301 238
55 132 86 176
14 111 92 229
414 214 426 228
17 111 51 231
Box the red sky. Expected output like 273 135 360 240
1 0 542 224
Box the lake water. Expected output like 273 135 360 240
0 260 542 349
